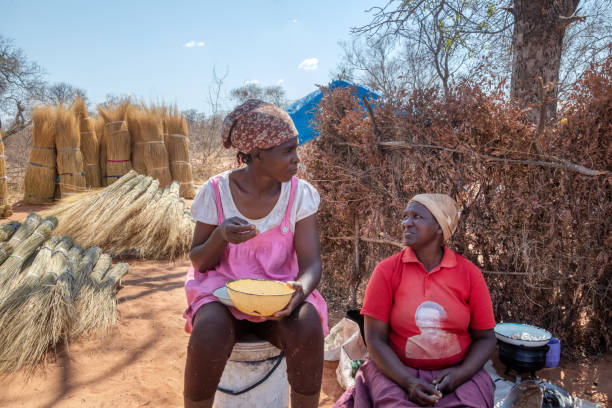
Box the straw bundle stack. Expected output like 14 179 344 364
24 106 57 204
0 236 72 374
95 115 107 184
73 98 101 188
128 108 172 187
98 105 132 186
0 218 130 374
55 106 86 197
166 107 195 198
0 130 11 217
126 106 147 175
47 171 194 259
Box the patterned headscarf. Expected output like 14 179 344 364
409 194 460 241
221 99 298 154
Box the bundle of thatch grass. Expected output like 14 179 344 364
126 105 148 175
56 105 86 197
165 106 195 198
128 107 172 187
98 104 132 186
72 98 101 188
94 115 107 184
0 130 11 217
0 221 20 242
0 215 57 301
47 170 194 259
24 106 57 204
0 225 129 374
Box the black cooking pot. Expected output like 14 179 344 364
498 341 549 376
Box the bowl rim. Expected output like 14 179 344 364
226 278 296 297
494 322 552 344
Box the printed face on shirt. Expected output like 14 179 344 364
405 301 462 360
401 202 442 247
253 137 299 182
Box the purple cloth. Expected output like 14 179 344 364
334 359 493 408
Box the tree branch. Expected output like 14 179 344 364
559 14 586 29
377 140 611 176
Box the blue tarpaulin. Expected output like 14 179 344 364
286 80 379 145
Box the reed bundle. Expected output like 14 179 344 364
71 253 112 336
24 106 57 204
98 105 132 186
56 106 86 197
128 108 171 187
47 171 193 259
0 221 20 242
0 236 72 374
166 106 195 198
95 115 107 185
126 106 147 175
0 213 42 264
0 216 57 300
73 98 101 188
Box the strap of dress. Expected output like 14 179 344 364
210 177 225 224
281 177 299 230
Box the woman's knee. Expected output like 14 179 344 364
188 302 237 356
280 302 323 348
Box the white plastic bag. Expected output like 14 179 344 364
324 318 361 361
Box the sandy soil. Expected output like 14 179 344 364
0 202 609 407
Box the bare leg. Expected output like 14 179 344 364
257 302 324 408
184 302 241 408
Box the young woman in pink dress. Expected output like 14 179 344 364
183 100 328 408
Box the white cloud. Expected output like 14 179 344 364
276 79 285 85
298 58 318 71
291 19 299 23
184 40 205 48
245 79 260 85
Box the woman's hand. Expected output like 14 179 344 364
403 377 443 406
219 217 258 244
432 366 467 394
268 281 306 320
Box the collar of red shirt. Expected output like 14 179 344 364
401 246 458 272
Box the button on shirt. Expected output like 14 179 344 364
361 246 496 370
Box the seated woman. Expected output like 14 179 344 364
335 194 496 408
183 100 328 408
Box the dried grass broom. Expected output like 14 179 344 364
24 106 57 204
95 263 129 329
55 105 86 197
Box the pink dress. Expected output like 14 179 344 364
184 176 329 335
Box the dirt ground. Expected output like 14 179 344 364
0 201 610 407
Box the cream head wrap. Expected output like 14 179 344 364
409 194 460 241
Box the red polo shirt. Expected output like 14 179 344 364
361 246 496 370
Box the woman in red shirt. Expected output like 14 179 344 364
335 194 497 407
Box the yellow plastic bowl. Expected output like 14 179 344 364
226 279 295 317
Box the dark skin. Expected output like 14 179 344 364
365 201 497 406
189 137 321 318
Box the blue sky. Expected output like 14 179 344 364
3 0 381 113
